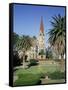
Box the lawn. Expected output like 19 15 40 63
14 64 60 75
13 61 65 86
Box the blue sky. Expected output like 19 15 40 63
13 4 65 47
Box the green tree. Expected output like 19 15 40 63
16 35 32 68
46 47 53 59
13 32 19 50
39 49 45 55
48 14 65 59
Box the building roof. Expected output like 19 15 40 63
40 16 44 33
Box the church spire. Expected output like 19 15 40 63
40 16 44 33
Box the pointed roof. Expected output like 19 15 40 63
40 16 44 33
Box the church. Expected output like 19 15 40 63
26 16 46 61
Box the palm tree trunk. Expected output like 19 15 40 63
23 55 25 68
22 50 26 69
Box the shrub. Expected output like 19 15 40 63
48 71 65 80
14 74 41 86
28 59 38 67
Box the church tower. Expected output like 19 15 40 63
38 16 46 60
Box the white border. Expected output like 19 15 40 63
0 0 68 90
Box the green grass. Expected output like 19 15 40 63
14 62 65 86
14 64 60 75
14 74 41 86
48 71 65 79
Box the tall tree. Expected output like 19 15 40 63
48 14 65 59
46 47 53 59
16 35 32 68
13 32 20 52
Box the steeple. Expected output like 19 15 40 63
38 16 46 60
40 16 44 33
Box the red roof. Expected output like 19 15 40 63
40 16 44 33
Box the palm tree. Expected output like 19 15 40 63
48 14 65 59
13 32 19 51
16 35 32 68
